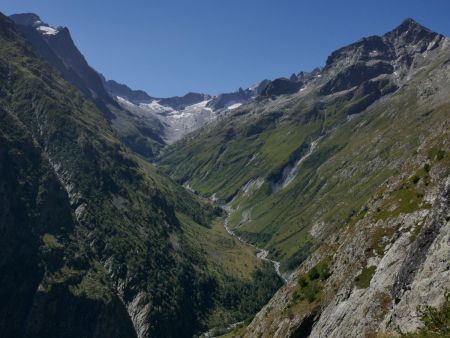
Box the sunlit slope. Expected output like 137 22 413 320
159 19 450 271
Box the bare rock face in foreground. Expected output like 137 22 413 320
245 176 449 337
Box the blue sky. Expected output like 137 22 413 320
3 0 450 97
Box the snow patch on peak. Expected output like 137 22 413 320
36 25 59 36
116 96 134 106
116 97 174 117
186 100 211 110
227 103 242 110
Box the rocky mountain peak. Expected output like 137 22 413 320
384 17 440 47
261 78 303 97
324 18 441 70
9 12 117 119
9 13 41 27
158 92 210 110
102 77 153 104
392 17 430 35
319 18 448 97
10 13 62 36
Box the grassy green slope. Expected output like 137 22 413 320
159 43 450 272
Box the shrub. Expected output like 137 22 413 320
292 257 332 304
308 267 320 280
354 266 376 289
436 150 445 161
411 175 421 184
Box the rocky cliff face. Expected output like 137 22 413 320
261 78 304 97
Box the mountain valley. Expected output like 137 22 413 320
0 9 449 338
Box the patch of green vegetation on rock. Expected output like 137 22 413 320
291 257 332 304
42 234 64 250
354 266 376 289
375 174 432 221
428 147 447 162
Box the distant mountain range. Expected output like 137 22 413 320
10 13 318 146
